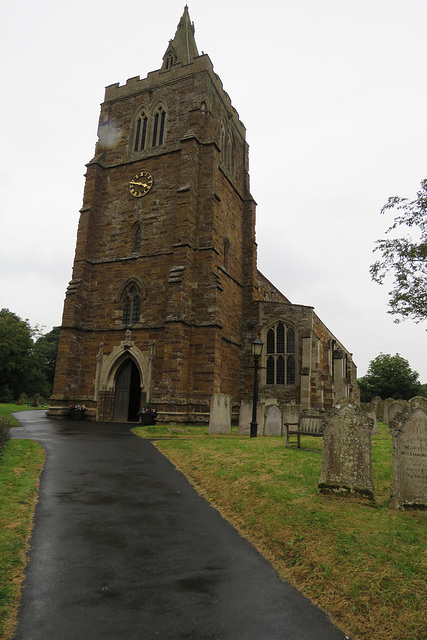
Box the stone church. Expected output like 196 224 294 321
48 6 358 424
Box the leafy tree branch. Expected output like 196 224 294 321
370 179 427 323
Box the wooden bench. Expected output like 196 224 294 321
284 414 325 448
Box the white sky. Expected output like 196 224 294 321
1 0 426 381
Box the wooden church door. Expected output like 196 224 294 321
113 360 141 421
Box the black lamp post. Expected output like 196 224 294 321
250 338 264 438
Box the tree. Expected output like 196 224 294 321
419 383 427 399
0 308 34 401
358 353 421 402
0 310 60 401
33 326 60 388
370 179 427 323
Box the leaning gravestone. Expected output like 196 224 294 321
389 405 427 509
209 393 231 434
264 404 282 436
318 400 375 499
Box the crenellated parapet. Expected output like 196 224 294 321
104 54 246 140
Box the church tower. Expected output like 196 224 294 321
49 7 258 422
50 6 358 423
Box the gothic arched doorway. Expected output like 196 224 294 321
113 359 141 422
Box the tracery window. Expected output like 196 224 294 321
122 285 141 325
265 322 296 385
133 103 167 152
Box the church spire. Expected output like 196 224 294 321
162 6 199 70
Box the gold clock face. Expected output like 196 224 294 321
129 171 153 198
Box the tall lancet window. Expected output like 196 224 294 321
134 225 142 252
152 105 166 147
134 111 148 152
123 285 141 325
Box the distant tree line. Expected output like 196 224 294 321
0 308 60 403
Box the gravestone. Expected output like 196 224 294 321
361 403 379 435
371 396 382 419
389 405 427 509
238 400 264 435
264 404 282 436
318 400 375 499
31 394 40 407
238 401 251 435
382 398 394 425
388 400 406 424
376 398 385 422
209 393 231 434
408 396 427 412
282 404 301 426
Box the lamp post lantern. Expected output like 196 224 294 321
250 338 264 438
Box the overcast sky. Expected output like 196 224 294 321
1 0 426 381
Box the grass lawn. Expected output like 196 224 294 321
0 405 45 640
0 406 424 640
0 404 47 428
134 423 426 640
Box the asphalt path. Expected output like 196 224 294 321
11 411 348 640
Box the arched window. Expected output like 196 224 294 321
165 53 174 70
152 105 166 147
122 285 141 325
134 111 148 152
132 103 167 153
265 322 297 385
134 226 142 252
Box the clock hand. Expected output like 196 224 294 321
130 181 145 187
